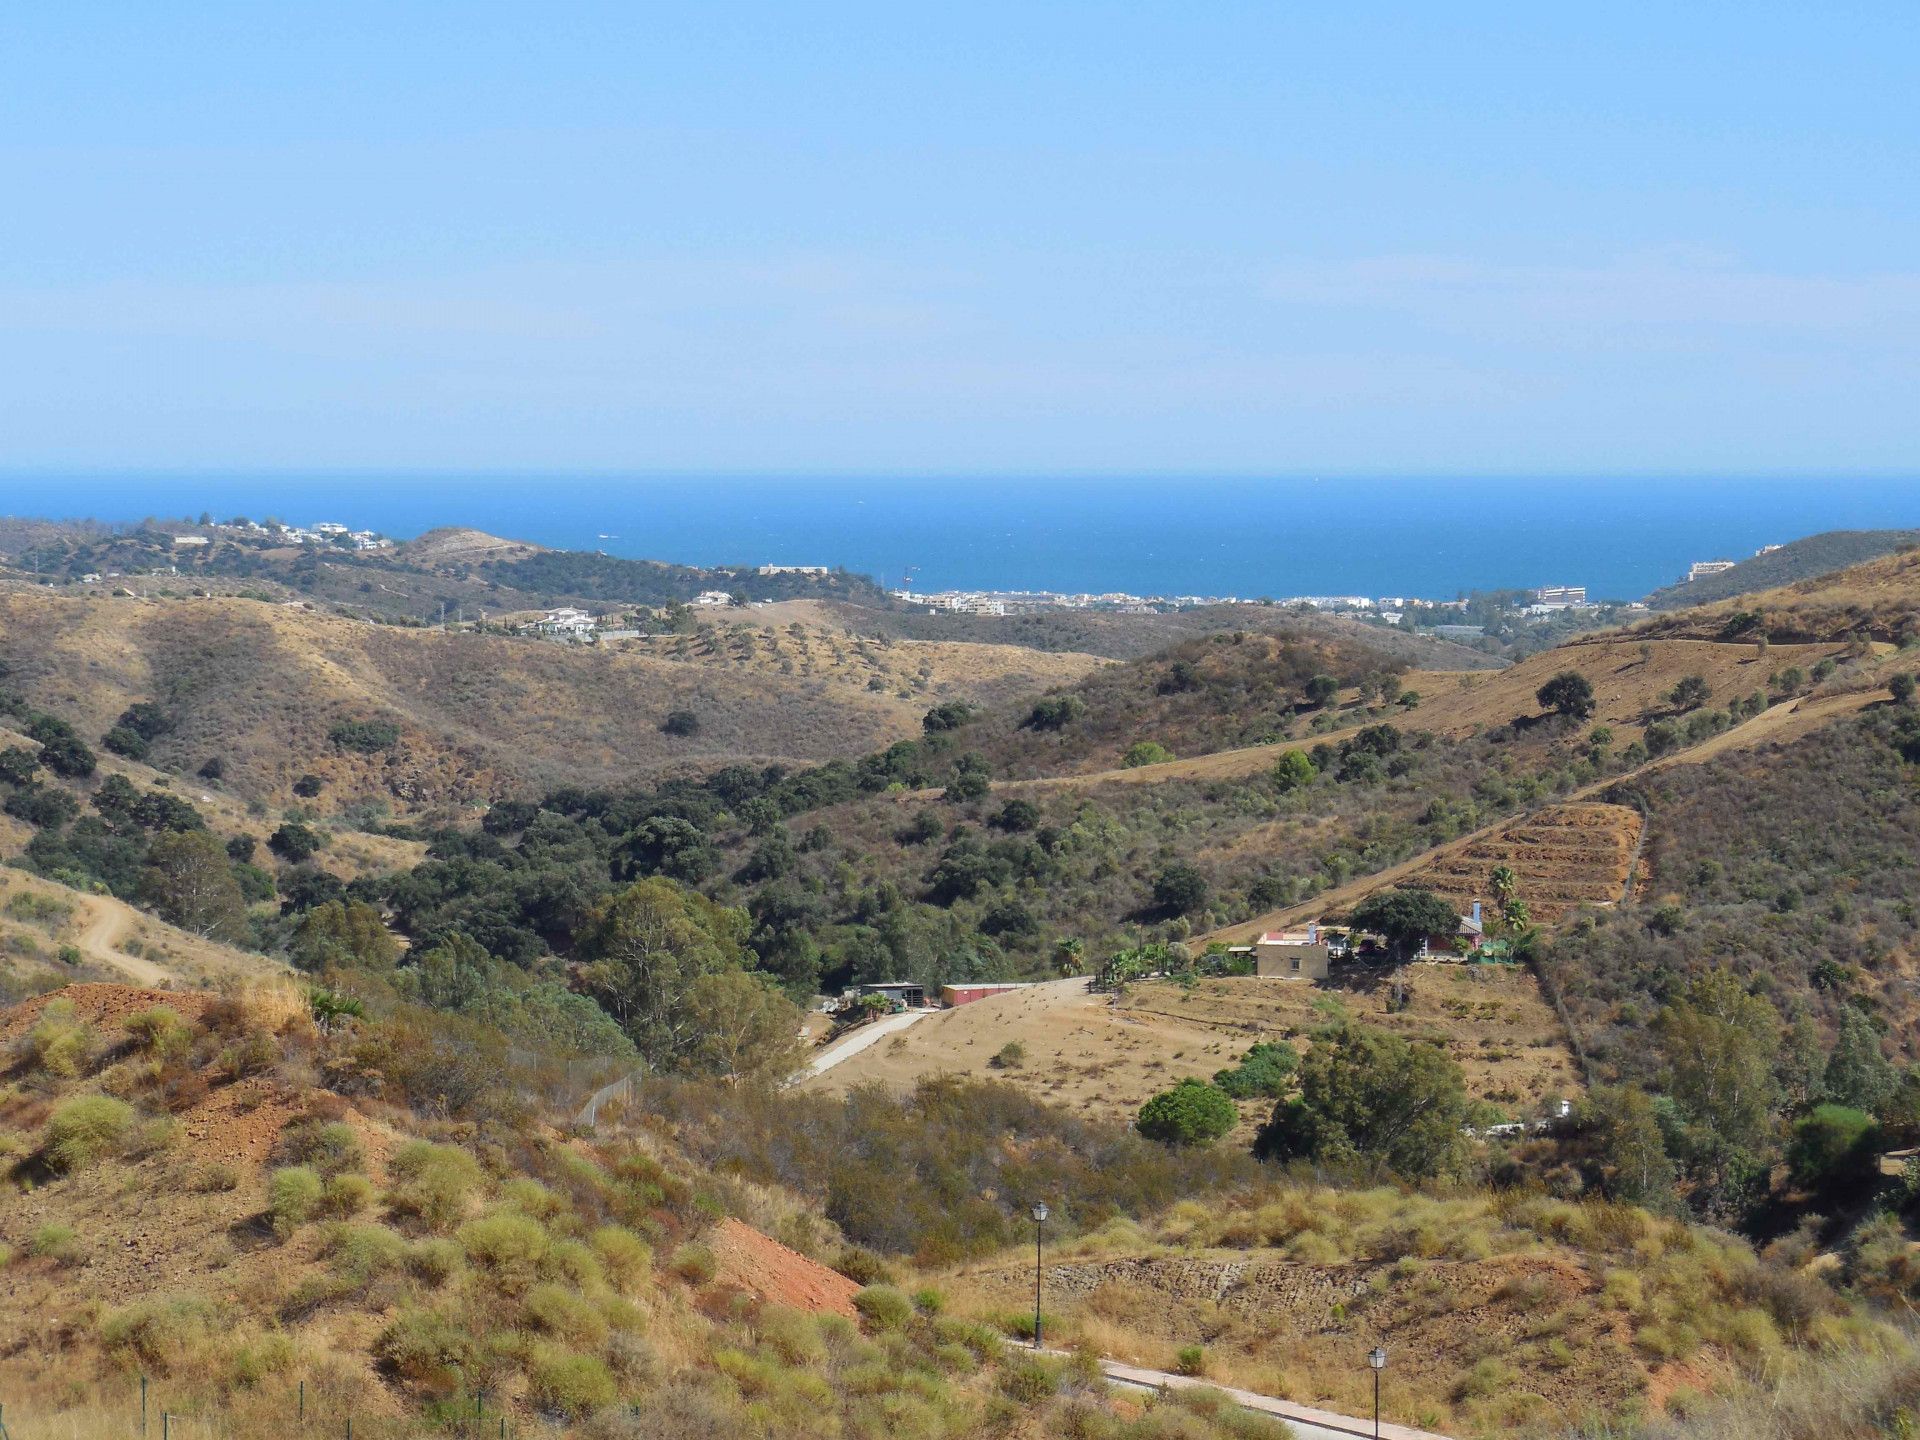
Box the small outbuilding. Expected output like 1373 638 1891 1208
1254 924 1331 980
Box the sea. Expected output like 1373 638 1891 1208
4 474 1917 603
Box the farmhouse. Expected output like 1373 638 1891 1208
1253 925 1331 980
1418 902 1487 958
692 590 735 607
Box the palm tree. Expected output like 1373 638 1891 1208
1052 937 1086 978
1489 866 1518 908
1500 897 1531 933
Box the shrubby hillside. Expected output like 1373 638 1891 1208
0 588 1093 805
1645 529 1920 610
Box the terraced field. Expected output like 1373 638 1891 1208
1396 801 1645 923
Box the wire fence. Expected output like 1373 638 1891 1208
571 1068 641 1129
0 1379 520 1439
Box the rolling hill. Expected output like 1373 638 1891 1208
1645 529 1920 610
0 585 1099 807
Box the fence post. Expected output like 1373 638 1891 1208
163 1412 171 1440
141 1374 149 1434
299 1379 305 1422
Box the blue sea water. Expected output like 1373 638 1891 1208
3 474 1917 602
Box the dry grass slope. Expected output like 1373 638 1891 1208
0 587 1093 808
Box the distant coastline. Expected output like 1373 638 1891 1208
3 474 1915 603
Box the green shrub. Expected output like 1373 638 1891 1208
528 1346 617 1419
543 1238 606 1292
375 1307 475 1385
835 1246 898 1286
1136 1079 1237 1146
385 1140 484 1232
997 1355 1061 1405
1787 1105 1881 1197
407 1237 465 1286
524 1283 609 1348
588 1224 652 1291
281 1119 365 1177
989 1042 1026 1070
322 1223 408 1283
328 718 400 753
854 1284 915 1333
44 1094 135 1171
23 999 93 1078
1174 1344 1207 1376
268 1166 324 1234
458 1211 551 1293
100 1294 219 1372
29 1223 83 1264
319 1172 374 1218
1213 1041 1299 1099
123 1006 190 1056
669 1241 716 1284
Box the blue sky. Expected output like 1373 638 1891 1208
1 3 1917 475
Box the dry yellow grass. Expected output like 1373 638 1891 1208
0 584 1094 808
804 968 1578 1132
0 866 283 989
928 1186 1884 1436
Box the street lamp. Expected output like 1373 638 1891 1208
1030 1201 1051 1350
1368 1346 1387 1439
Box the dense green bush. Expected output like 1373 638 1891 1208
1787 1106 1880 1198
1257 1024 1467 1178
268 1166 325 1234
328 717 401 753
1213 1042 1299 1099
44 1094 136 1171
1136 1079 1238 1146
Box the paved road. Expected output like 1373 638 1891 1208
805 1008 935 1077
1030 1347 1450 1440
1094 1357 1450 1440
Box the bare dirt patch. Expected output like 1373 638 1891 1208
709 1217 861 1318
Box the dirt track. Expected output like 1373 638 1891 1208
69 901 171 986
1203 686 1881 944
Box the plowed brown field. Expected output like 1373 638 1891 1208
1397 802 1644 923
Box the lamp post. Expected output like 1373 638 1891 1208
1030 1201 1051 1350
1368 1346 1387 1439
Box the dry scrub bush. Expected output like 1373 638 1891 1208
458 1210 552 1294
123 1005 190 1057
588 1224 652 1291
44 1093 134 1170
276 1116 364 1176
99 1293 221 1374
21 998 92 1077
384 1138 485 1231
29 1222 83 1264
266 1165 323 1234
318 1171 373 1217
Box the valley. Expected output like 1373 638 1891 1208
3 522 1920 1439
